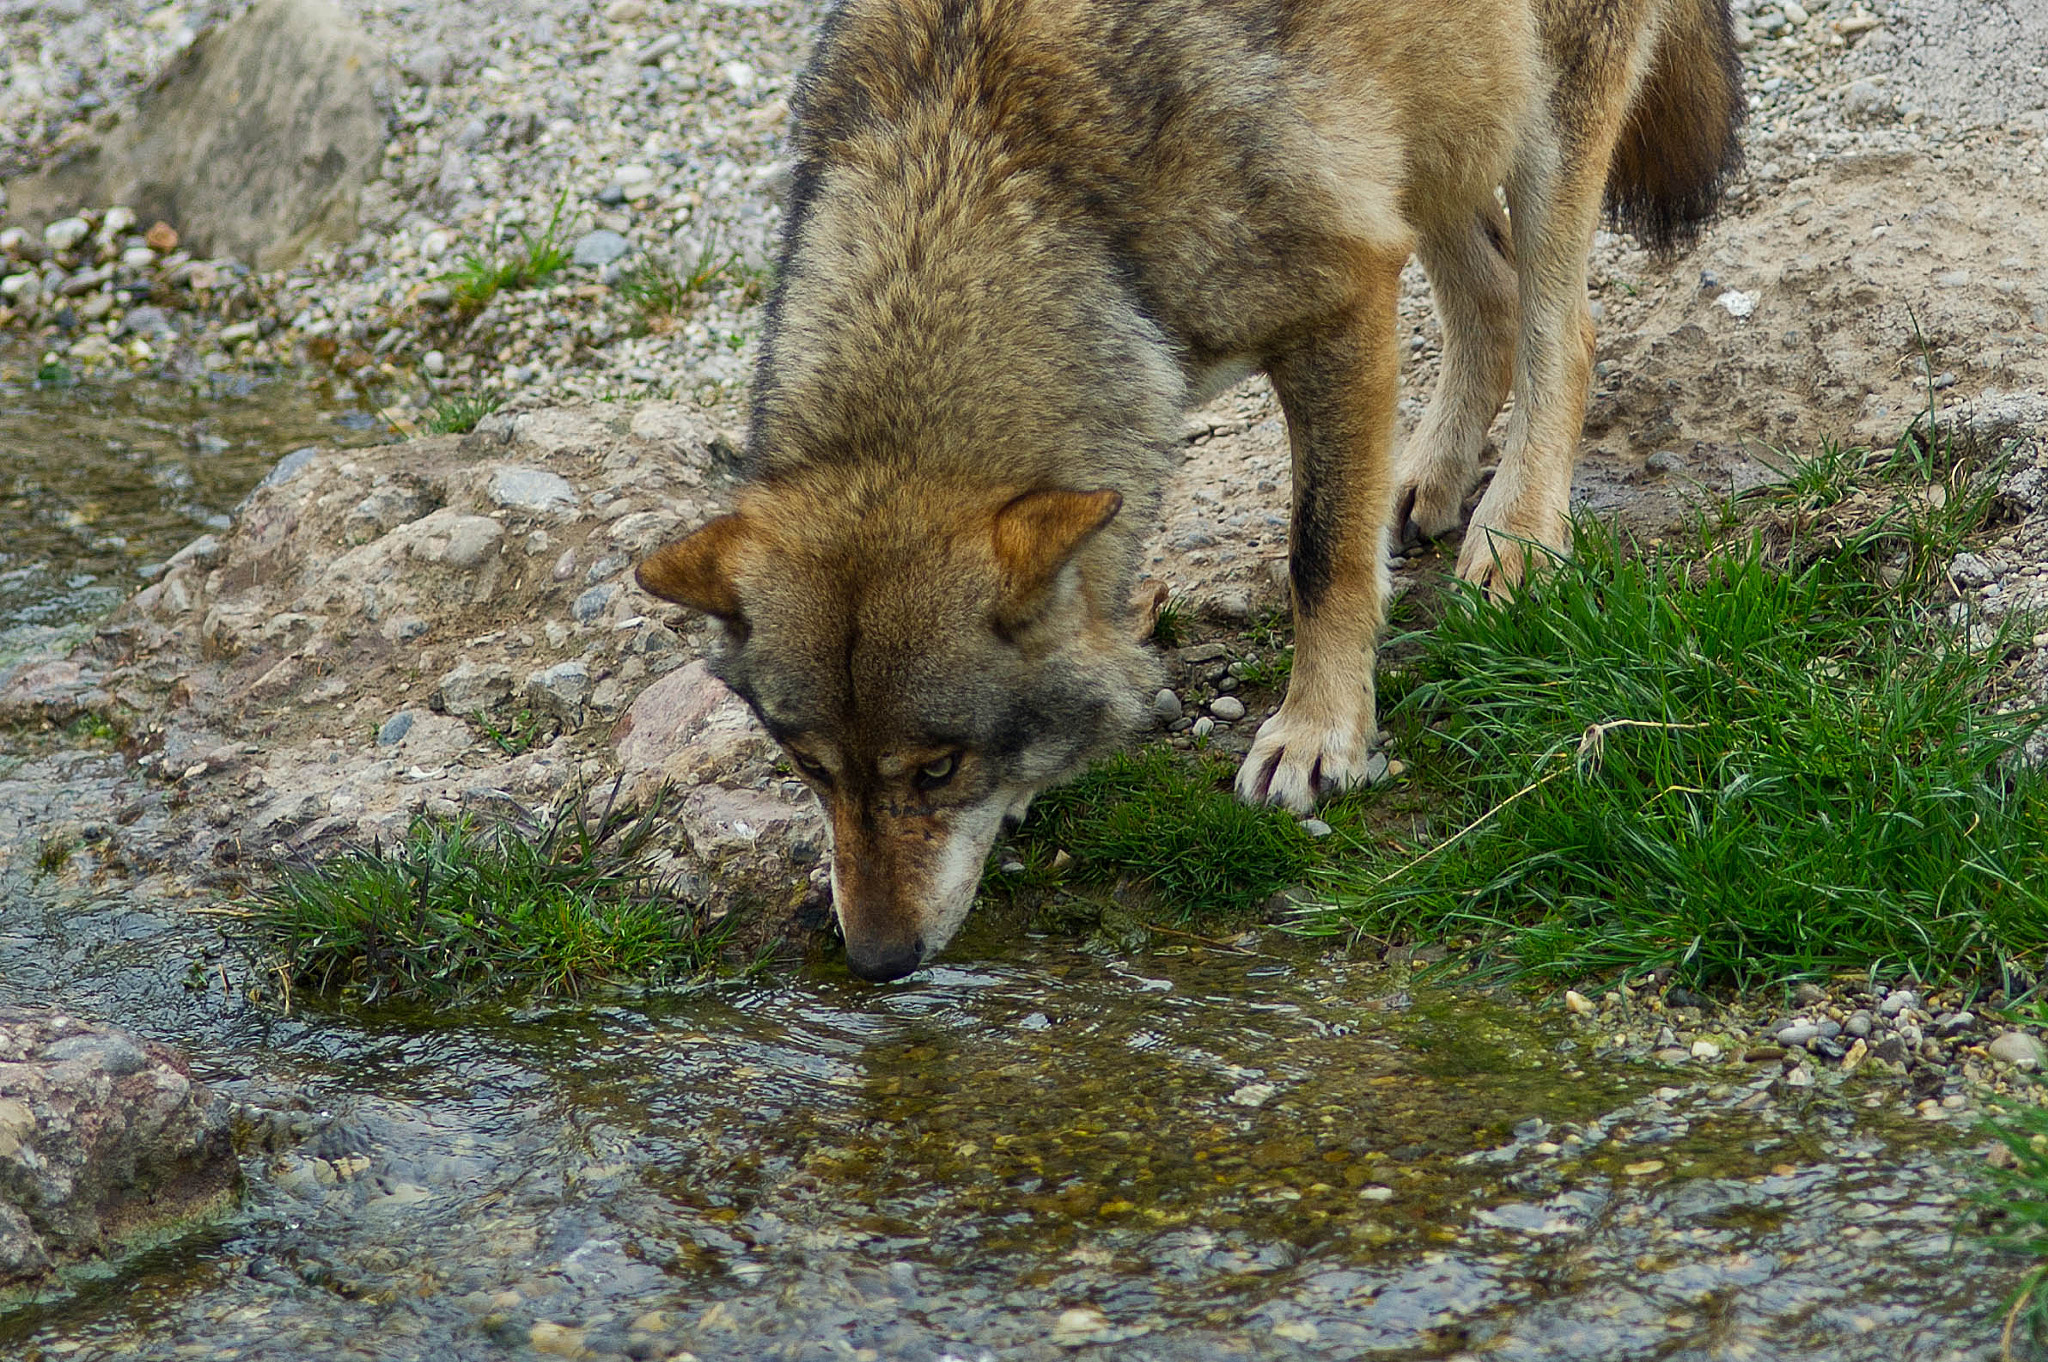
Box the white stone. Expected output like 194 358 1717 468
1989 1031 2046 1071
43 217 90 253
487 466 579 517
1714 290 1757 319
95 205 137 245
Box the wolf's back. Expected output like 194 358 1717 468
1606 0 1747 253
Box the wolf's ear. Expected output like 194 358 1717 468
636 514 751 620
990 488 1122 608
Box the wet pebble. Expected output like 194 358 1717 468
43 216 89 252
1989 1031 2046 1071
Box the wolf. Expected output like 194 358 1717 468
637 0 1745 980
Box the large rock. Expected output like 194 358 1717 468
614 661 827 911
0 1009 239 1288
4 0 389 271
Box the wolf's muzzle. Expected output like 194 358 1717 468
845 936 925 983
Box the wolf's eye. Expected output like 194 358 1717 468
790 753 832 785
915 754 959 790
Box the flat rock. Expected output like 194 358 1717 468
487 466 580 517
525 661 592 723
0 1009 238 1289
572 229 631 267
433 661 514 715
1989 1031 2046 1071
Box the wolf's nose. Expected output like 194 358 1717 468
846 938 924 983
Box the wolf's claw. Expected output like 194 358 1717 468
1390 467 1469 547
1235 707 1374 813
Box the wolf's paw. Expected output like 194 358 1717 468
1391 469 1469 547
1235 703 1375 813
1455 506 1568 600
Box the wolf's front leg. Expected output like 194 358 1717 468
1237 250 1404 812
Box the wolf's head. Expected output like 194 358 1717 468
637 472 1157 980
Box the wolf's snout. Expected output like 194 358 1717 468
845 936 925 983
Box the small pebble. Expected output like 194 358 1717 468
1989 1031 2046 1071
1153 688 1183 722
1209 695 1245 722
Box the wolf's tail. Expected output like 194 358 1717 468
1606 0 1747 254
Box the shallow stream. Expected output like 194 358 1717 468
0 355 384 668
0 851 2019 1362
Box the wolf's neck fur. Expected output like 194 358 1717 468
745 1 1186 516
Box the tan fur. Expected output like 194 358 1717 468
638 0 1745 979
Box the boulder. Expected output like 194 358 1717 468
611 660 825 878
0 1009 239 1288
4 0 390 271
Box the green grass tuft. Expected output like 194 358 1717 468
1006 747 1316 920
1149 595 1190 648
470 707 557 756
34 836 71 876
425 392 502 435
616 235 773 329
1287 434 2048 987
241 792 724 1006
1000 434 2048 990
64 712 120 744
1972 1101 2048 1350
440 192 572 312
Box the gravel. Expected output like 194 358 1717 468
1 0 816 410
4 0 2038 425
1842 0 2048 131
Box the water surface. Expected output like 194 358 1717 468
0 353 385 666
